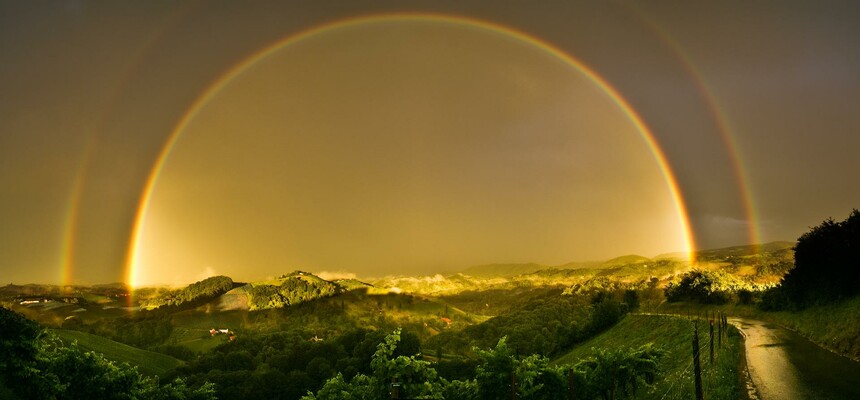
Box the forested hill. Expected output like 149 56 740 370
457 242 795 280
139 276 235 310
692 241 795 260
244 271 343 310
136 271 372 312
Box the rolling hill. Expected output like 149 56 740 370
51 329 183 376
458 262 549 278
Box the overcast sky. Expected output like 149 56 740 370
2 1 859 285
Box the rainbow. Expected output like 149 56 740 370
58 140 93 287
125 13 697 288
58 1 203 287
624 4 761 248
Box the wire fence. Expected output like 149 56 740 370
654 312 734 400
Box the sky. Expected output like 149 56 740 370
1 1 859 286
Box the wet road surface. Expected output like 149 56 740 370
731 318 860 400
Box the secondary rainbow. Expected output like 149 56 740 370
125 13 697 288
58 141 92 287
58 1 205 287
627 5 762 248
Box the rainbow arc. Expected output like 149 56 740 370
123 13 698 289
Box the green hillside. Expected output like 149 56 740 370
602 254 651 266
553 314 744 400
694 241 794 259
51 329 183 376
246 271 341 310
333 278 373 291
139 276 235 310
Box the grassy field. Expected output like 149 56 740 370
51 329 183 376
657 297 860 361
552 314 745 400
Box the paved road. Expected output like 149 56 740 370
730 318 860 400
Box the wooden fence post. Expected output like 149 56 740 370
511 370 517 400
693 321 704 400
709 319 715 364
718 312 723 350
391 377 399 399
567 369 575 400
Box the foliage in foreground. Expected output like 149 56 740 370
554 314 744 400
303 328 662 400
0 306 215 400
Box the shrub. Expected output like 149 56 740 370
664 270 731 304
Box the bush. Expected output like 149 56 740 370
736 289 755 305
664 270 731 304
572 344 662 399
758 285 795 311
623 290 640 311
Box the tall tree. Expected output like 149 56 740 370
783 209 860 305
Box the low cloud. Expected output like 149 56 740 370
706 215 751 227
316 271 357 281
195 266 218 281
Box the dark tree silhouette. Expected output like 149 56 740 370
777 209 860 306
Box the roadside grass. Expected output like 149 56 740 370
51 329 183 376
552 314 743 400
762 296 860 361
657 297 860 361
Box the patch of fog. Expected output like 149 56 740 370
316 271 357 281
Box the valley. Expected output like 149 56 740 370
1 241 812 399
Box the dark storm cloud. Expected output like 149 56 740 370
1 1 859 284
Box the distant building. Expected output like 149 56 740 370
210 328 232 336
